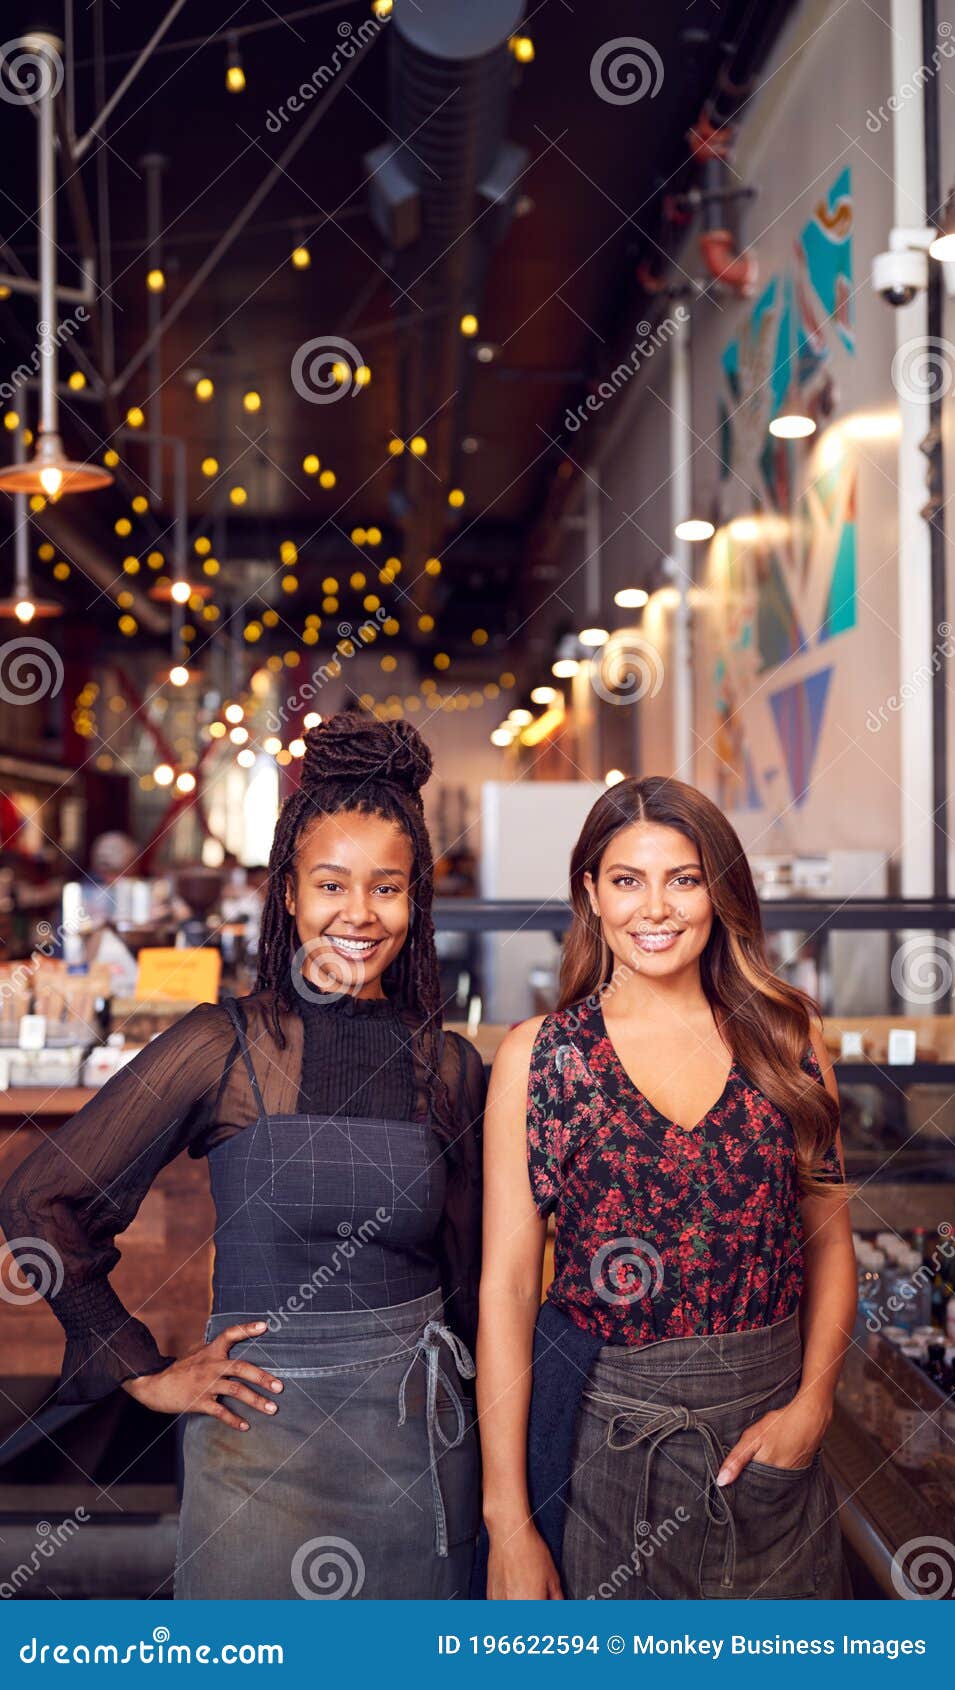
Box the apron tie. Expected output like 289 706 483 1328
585 1360 801 1597
397 1320 475 1557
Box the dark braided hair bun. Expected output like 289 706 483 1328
301 711 433 799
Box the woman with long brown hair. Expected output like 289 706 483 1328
475 774 856 1600
0 712 484 1600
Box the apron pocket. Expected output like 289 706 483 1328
706 1452 824 1598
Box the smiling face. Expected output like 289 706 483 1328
284 808 414 999
583 819 715 980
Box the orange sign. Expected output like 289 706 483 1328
135 948 221 1003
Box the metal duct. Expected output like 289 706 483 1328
367 0 525 576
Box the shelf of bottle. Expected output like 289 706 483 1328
834 1061 955 1088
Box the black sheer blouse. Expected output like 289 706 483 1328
0 988 485 1404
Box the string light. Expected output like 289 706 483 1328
242 391 261 414
303 453 320 475
201 456 218 476
229 486 247 506
291 245 311 270
176 771 197 793
459 313 479 337
68 371 86 391
169 665 190 686
448 488 464 508
225 33 246 92
195 376 214 402
388 438 404 456
126 406 145 429
409 435 427 456
509 35 535 62
154 763 175 785
146 268 166 293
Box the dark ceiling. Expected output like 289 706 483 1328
0 0 797 670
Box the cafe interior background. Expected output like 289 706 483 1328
0 0 954 1600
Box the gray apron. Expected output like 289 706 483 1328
561 1312 847 1599
174 999 479 1600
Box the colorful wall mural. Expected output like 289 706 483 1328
710 166 856 815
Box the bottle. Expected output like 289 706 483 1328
881 1253 918 1332
947 1296 955 1345
857 1248 884 1326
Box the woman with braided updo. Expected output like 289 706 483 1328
0 711 485 1600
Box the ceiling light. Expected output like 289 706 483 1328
531 685 557 705
579 626 609 647
614 587 649 609
674 518 714 541
0 429 113 497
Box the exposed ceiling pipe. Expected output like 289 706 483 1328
366 0 526 575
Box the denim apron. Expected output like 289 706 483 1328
560 1313 847 1600
174 998 480 1600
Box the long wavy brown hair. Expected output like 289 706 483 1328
559 774 843 1197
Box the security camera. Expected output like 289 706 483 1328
872 227 936 307
872 247 927 307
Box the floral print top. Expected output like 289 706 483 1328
526 996 842 1345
